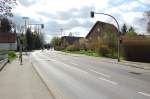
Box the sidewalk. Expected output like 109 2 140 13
0 55 54 99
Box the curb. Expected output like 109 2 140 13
119 61 150 70
31 62 70 99
30 62 56 99
0 58 8 71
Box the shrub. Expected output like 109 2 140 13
97 44 110 57
66 45 79 51
8 51 17 61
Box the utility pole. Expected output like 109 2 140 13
19 34 23 65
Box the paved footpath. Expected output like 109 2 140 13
0 55 54 99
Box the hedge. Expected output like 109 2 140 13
122 36 150 62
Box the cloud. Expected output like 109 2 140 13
139 0 150 5
12 0 150 42
55 6 95 20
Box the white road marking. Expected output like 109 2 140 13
138 92 150 97
50 59 88 74
98 77 118 85
90 69 111 78
71 63 78 66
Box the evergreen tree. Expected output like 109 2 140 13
26 28 33 50
121 24 127 35
0 17 12 33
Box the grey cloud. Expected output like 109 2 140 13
133 17 147 33
37 6 93 21
19 0 39 7
55 6 95 20
14 5 95 36
44 19 94 36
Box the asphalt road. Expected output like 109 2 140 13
30 50 150 99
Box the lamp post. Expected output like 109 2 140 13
19 34 24 65
60 28 63 37
90 11 120 62
22 17 29 34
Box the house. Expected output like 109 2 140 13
85 21 119 51
86 21 118 43
61 36 83 49
0 33 17 50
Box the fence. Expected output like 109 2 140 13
0 51 8 71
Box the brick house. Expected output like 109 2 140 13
86 21 118 42
61 36 83 49
0 33 17 50
85 21 119 50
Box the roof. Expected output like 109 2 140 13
61 36 83 45
86 21 118 38
0 33 16 43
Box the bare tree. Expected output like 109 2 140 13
144 10 150 33
0 0 17 17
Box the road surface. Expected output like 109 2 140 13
30 50 150 99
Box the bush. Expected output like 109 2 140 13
78 50 99 56
66 45 79 51
107 48 118 59
97 44 110 57
8 51 17 61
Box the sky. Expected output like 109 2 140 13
12 0 150 42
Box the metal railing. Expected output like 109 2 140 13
0 51 8 60
0 50 8 71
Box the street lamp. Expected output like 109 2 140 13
90 11 120 62
22 17 29 34
19 34 24 65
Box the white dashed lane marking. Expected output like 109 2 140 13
98 77 118 85
90 69 111 78
138 92 150 97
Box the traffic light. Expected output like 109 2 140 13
91 11 95 18
41 24 44 29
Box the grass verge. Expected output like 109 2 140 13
64 50 99 57
63 50 120 59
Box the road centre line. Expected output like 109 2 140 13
138 92 150 97
98 77 118 85
90 69 111 78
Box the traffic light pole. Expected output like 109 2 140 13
90 11 120 62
